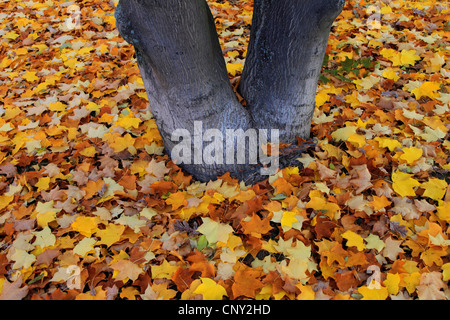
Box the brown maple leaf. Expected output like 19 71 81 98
0 276 28 300
349 164 373 194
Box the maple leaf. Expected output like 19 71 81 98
421 178 448 201
272 177 296 196
71 216 100 237
146 158 170 179
280 211 299 231
111 260 143 282
73 238 97 257
369 195 392 211
0 0 448 301
349 164 373 194
226 62 243 76
193 278 228 300
342 230 365 251
416 272 446 300
365 234 385 252
0 276 28 300
305 190 340 220
391 170 421 197
399 146 423 164
241 213 272 236
197 217 233 244
10 249 36 270
32 227 56 249
232 268 264 299
358 285 389 300
411 81 440 99
96 224 125 247
382 237 404 261
436 201 450 222
383 273 401 295
166 191 188 210
75 286 107 300
151 260 179 280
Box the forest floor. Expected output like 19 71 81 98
0 0 449 300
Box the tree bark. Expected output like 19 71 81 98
239 0 345 143
115 0 344 183
115 0 257 182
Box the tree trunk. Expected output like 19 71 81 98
240 0 345 143
115 0 344 183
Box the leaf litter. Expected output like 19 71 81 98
0 0 449 300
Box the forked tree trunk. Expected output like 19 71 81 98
115 0 344 183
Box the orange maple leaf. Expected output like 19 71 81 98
232 267 264 299
241 213 272 237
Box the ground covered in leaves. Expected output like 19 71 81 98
0 0 449 300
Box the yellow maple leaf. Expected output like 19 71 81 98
226 62 243 76
64 58 78 69
305 190 340 220
358 285 389 300
32 226 56 249
428 53 445 72
420 247 447 267
374 137 402 152
0 195 14 211
296 283 315 300
10 249 36 269
35 176 51 191
48 102 67 112
315 90 330 107
193 278 228 300
71 216 100 237
342 230 365 251
150 260 178 279
96 224 125 247
399 49 421 66
353 75 379 90
436 201 450 222
80 146 97 157
36 211 56 228
22 71 39 83
116 112 141 130
392 170 420 197
382 68 400 81
230 189 256 202
347 133 366 148
383 273 401 295
403 272 421 295
3 31 19 40
421 178 448 201
331 126 357 142
280 211 299 230
399 146 423 164
442 263 450 282
411 82 440 99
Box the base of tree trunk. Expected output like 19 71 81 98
115 0 343 183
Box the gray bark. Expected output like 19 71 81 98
115 0 344 183
240 0 345 143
